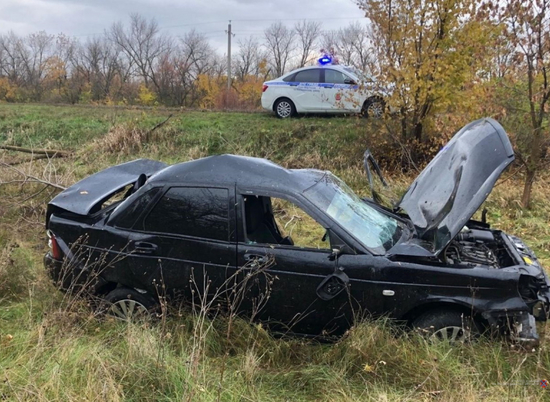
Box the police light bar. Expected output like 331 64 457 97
318 55 332 65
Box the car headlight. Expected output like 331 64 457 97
518 274 540 302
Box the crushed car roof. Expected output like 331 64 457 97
47 155 328 218
150 154 327 193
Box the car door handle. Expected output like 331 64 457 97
134 241 158 254
244 254 267 264
289 83 299 86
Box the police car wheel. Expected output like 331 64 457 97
274 98 295 118
362 98 385 118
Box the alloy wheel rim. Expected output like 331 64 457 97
367 102 384 117
431 326 469 343
108 299 150 322
277 101 292 118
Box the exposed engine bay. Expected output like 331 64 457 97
443 227 515 268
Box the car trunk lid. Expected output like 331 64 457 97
48 159 167 218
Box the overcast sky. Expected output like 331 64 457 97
0 0 366 53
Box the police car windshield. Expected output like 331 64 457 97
303 172 402 255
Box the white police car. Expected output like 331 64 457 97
261 57 385 118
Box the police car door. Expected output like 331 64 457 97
291 68 324 111
324 69 360 112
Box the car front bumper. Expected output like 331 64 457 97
482 309 541 346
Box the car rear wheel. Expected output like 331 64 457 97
100 287 157 322
361 97 385 118
274 98 296 118
412 309 479 343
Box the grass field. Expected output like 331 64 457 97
1 103 550 401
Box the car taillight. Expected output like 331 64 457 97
262 84 268 92
47 231 62 260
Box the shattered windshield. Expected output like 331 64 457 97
304 172 402 255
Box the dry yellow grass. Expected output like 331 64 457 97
1 105 549 401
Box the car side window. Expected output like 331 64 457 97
114 187 161 229
143 187 229 241
294 69 321 83
325 69 351 84
242 195 330 250
283 73 296 82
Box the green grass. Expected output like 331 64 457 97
1 103 550 401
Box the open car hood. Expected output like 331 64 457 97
397 118 514 255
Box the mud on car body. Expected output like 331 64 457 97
44 118 550 344
261 63 387 118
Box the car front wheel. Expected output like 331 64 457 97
100 287 157 322
412 309 479 343
274 98 296 118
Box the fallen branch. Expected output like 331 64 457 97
5 154 50 166
0 162 67 190
148 114 173 135
0 145 71 158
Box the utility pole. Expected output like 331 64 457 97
226 20 233 91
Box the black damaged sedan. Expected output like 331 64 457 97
44 118 550 344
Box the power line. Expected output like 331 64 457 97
160 20 228 29
232 17 364 22
33 16 366 39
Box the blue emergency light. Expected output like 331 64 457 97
318 55 332 65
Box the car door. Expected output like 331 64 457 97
323 68 361 112
115 185 236 303
290 69 325 111
231 191 357 336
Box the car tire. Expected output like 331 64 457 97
361 97 385 118
99 287 157 322
412 309 479 343
274 98 296 118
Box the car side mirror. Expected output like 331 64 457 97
344 78 356 85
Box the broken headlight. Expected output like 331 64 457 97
518 275 541 303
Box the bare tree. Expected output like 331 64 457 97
320 30 339 57
346 22 372 71
179 30 214 105
321 23 372 71
294 21 322 67
264 22 295 77
234 36 262 81
180 30 213 78
336 27 355 66
155 30 214 106
0 32 23 84
17 31 54 100
109 14 172 92
78 36 127 101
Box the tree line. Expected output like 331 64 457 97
0 0 549 207
0 14 371 108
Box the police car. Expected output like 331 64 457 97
261 57 385 118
